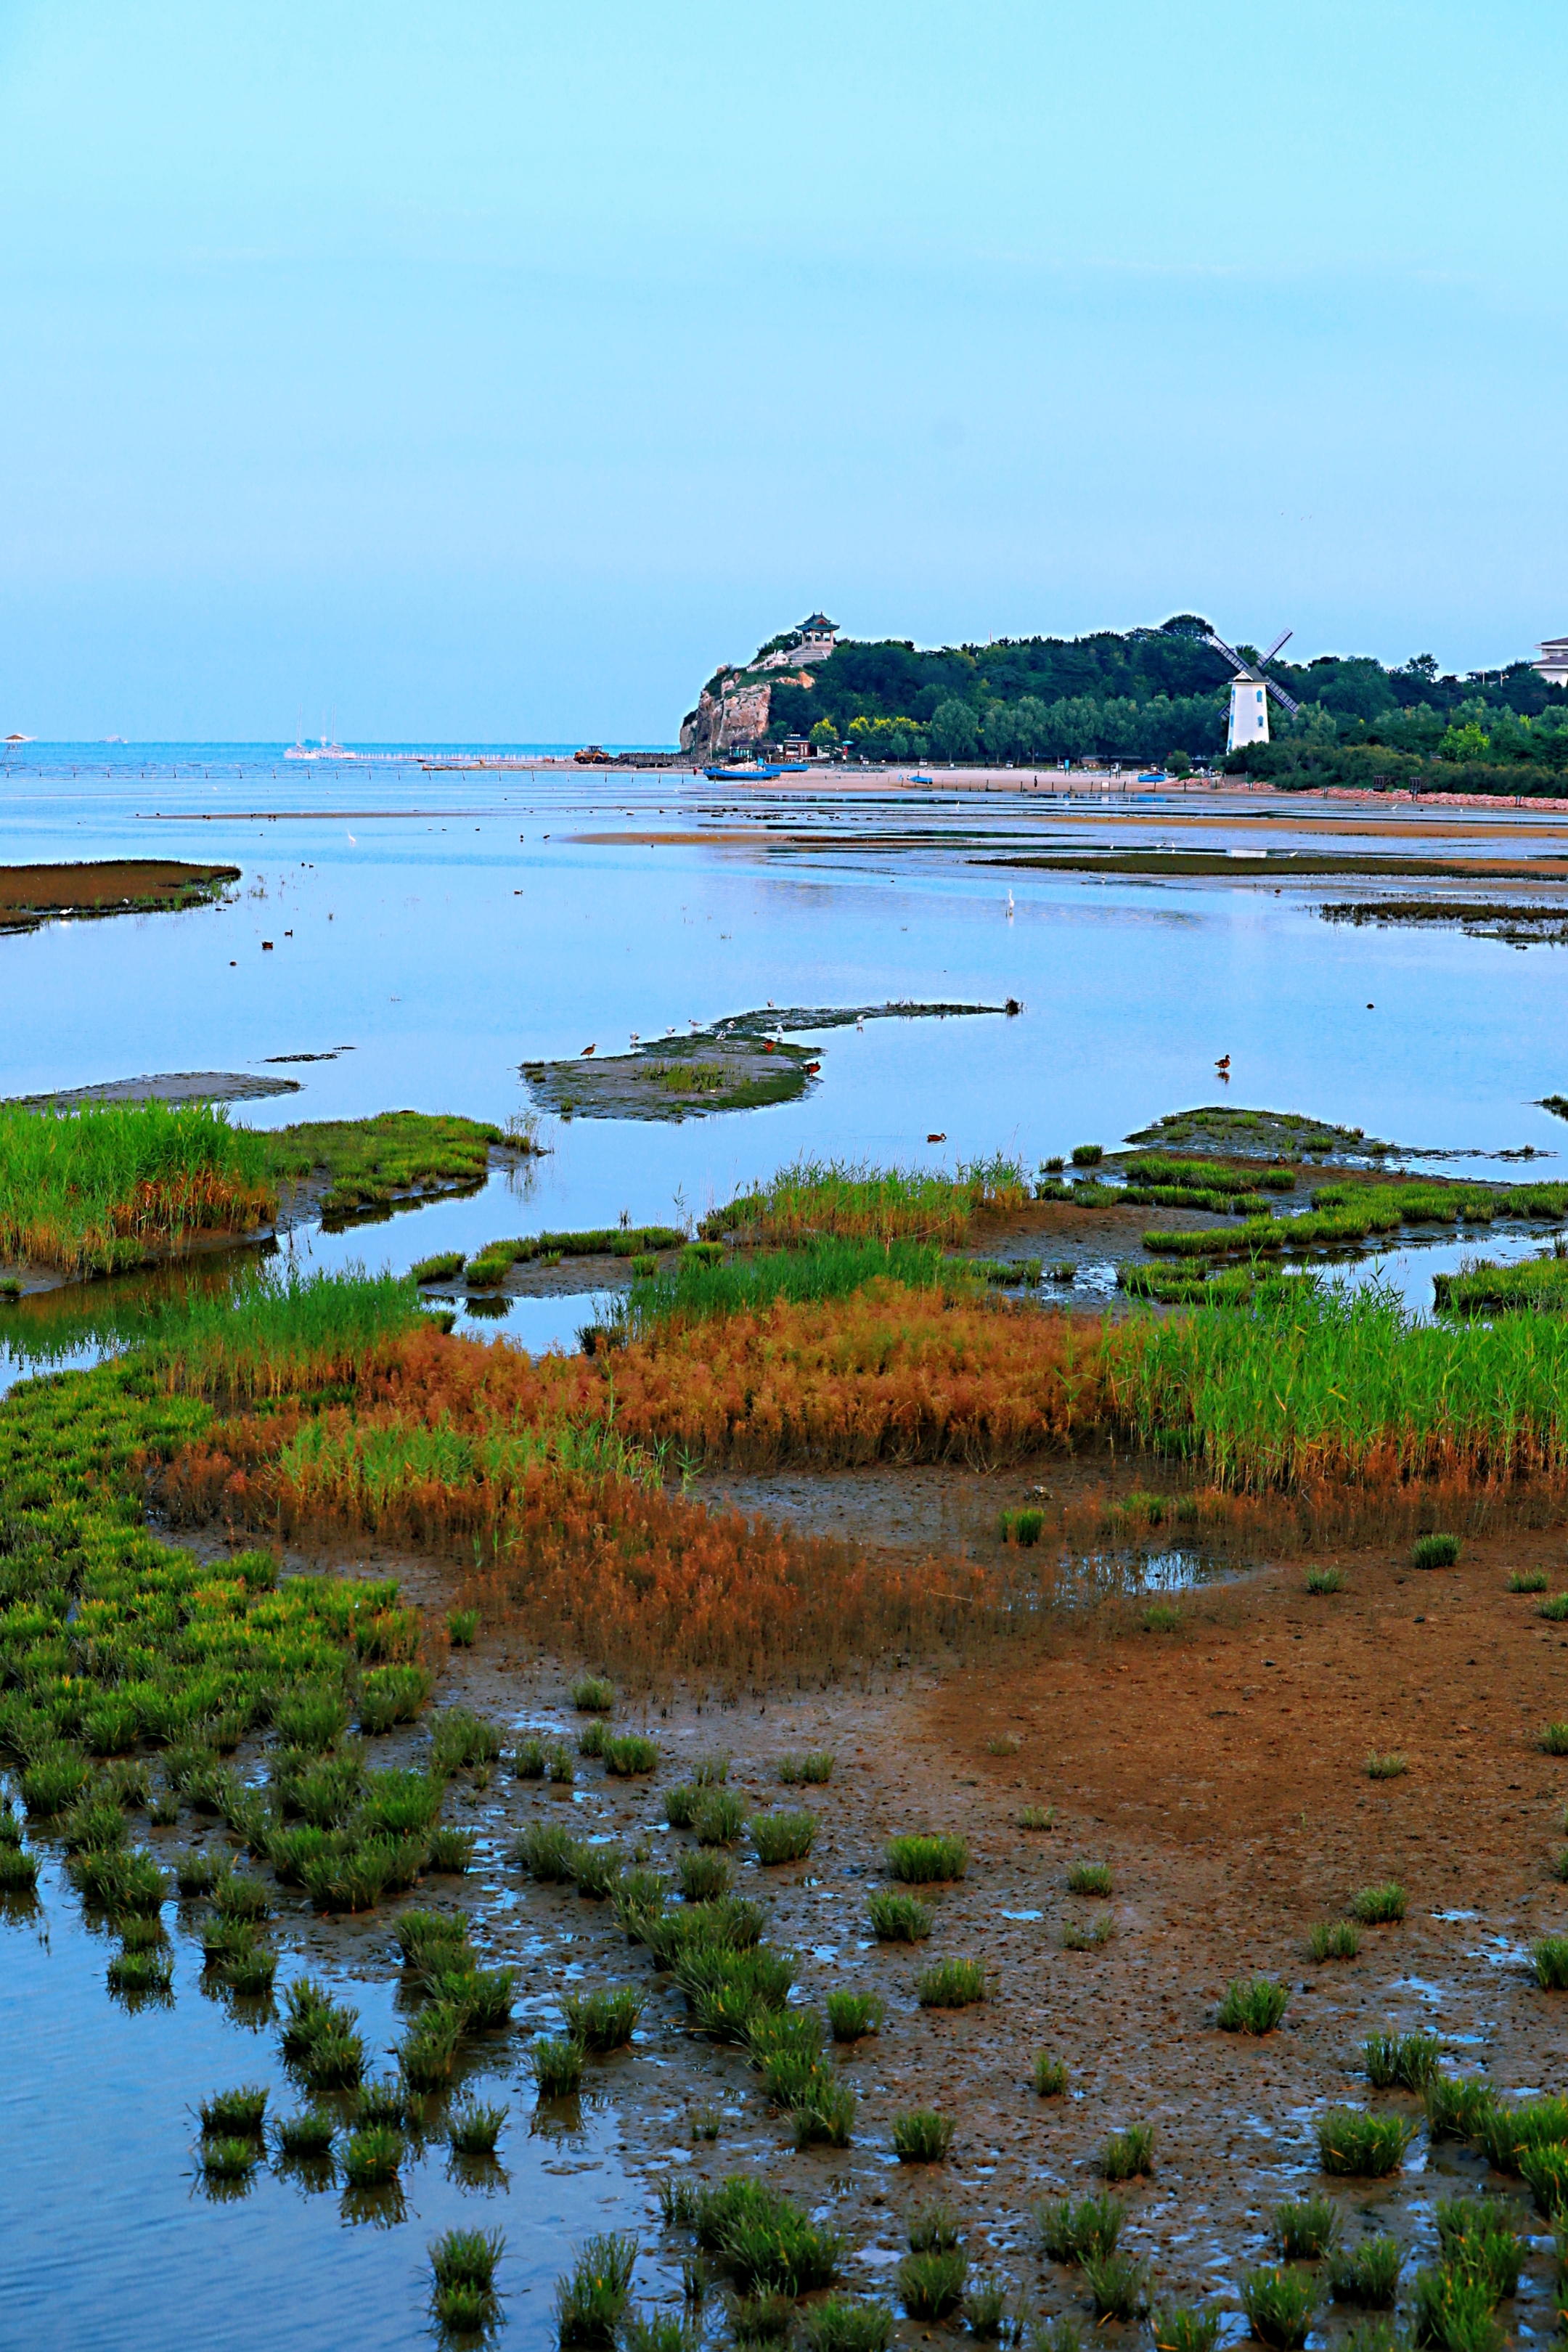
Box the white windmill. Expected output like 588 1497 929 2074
1205 629 1300 753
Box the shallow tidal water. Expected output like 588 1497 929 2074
4 747 1568 2337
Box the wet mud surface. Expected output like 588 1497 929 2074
161 1498 1568 2335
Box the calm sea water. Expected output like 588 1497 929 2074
2 746 1567 2340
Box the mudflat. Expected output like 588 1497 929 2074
0 857 240 930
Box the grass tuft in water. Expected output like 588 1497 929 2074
1274 2194 1342 2259
560 1985 644 2051
799 2295 895 2352
1317 2107 1416 2176
866 1890 932 1941
1083 2250 1150 2322
778 1751 834 1785
199 2085 268 2137
892 2110 955 2162
446 1608 479 1647
570 1675 616 1714
1530 1934 1568 1988
200 2135 261 2181
1241 2267 1318 2350
915 1957 986 2008
529 2035 585 2098
826 1990 886 2041
896 2248 967 2319
751 1810 816 1865
341 2124 402 2189
1033 2053 1069 2096
277 2108 336 2158
1365 2030 1442 2090
1328 2235 1403 2307
886 1832 967 1883
1101 2123 1154 2181
1310 1919 1360 1961
1151 2306 1223 2352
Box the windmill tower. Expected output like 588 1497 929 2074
1205 629 1300 752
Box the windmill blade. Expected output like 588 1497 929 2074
1203 632 1251 678
1262 676 1301 717
1259 629 1293 664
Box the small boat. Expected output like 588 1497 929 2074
1137 769 1167 783
286 737 356 761
705 762 784 780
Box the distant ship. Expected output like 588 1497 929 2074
285 736 356 761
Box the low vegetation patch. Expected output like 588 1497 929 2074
1217 1975 1290 2034
886 1833 968 1883
1317 2107 1416 2177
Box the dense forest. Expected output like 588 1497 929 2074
746 615 1568 791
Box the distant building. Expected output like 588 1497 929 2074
1226 677 1270 750
1535 637 1568 690
796 612 838 659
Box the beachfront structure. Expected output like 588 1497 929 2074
1227 676 1270 749
1535 637 1568 690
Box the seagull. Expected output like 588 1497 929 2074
1005 890 1014 919
346 831 356 845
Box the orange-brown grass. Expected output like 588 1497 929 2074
157 1326 988 1684
605 1281 1116 1468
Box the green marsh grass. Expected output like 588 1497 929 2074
529 2036 585 2097
276 2108 335 2158
108 1946 174 1994
569 1839 624 1899
1274 2194 1341 2258
703 1154 1029 1249
424 1826 475 1873
1317 2107 1416 2176
916 1956 987 2008
1518 2142 1568 2213
1066 1858 1112 1896
1122 1275 1568 1491
1082 2249 1150 2322
676 1849 729 1902
962 2272 1009 2338
1352 1882 1408 1924
694 1789 745 1847
827 1990 885 2041
430 2224 505 2298
430 1707 503 1775
341 2124 403 2189
907 2202 961 2253
1509 1570 1549 1593
1241 2267 1318 2350
1310 1920 1360 1961
1366 1752 1409 1780
199 2085 268 2137
892 2109 955 2162
1035 2192 1124 2264
897 2248 967 2319
1307 1567 1346 1593
1018 1804 1057 1830
1063 1914 1116 1950
1436 2194 1527 2291
1365 2030 1442 2090
886 1832 967 1883
355 2078 408 2131
447 2100 507 2156
200 2135 261 2181
1000 1506 1045 1547
1540 1593 1568 1622
1425 2077 1495 2141
518 1820 577 1880
1474 2095 1568 2173
1218 1975 1290 2033
1328 2235 1403 2307
1531 1935 1568 1988
1540 1725 1568 1756
1101 2123 1154 2181
1033 2052 1068 2095
602 1733 658 1776
778 1751 834 1784
223 1945 279 1996
750 1809 815 1864
0 1098 276 1277
571 1674 615 1713
1151 2305 1223 2352
561 1985 644 2051
398 2001 464 2091
1413 1532 1462 1569
1410 2268 1504 2352
867 1890 931 1941
800 2297 895 2352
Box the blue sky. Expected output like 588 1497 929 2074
1 1 1564 740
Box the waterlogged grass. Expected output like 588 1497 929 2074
0 1099 276 1277
886 1833 967 1883
1273 2194 1341 2259
1365 2030 1442 2089
1241 2267 1318 2350
892 2110 956 2163
1352 1882 1408 1924
702 1154 1030 1248
866 1890 932 1942
1328 2235 1403 2307
1318 2107 1416 2176
1122 1275 1568 1489
619 1234 950 1337
1310 1920 1361 1961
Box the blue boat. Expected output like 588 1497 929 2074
705 762 783 780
